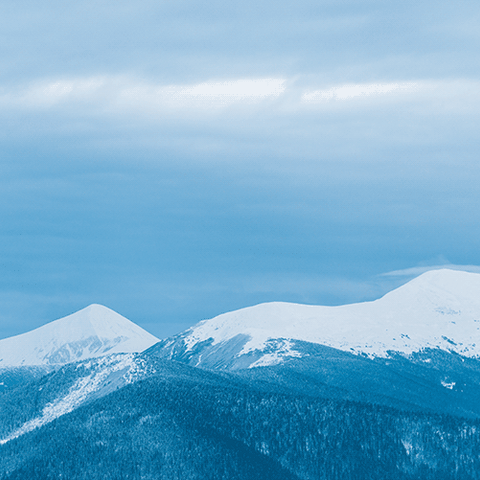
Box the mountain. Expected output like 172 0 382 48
2 270 480 478
148 269 480 419
0 304 159 368
151 269 480 369
2 356 480 480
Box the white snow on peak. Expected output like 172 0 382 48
0 304 159 367
182 269 480 359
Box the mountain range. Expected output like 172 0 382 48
1 268 480 479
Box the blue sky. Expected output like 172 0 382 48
1 0 479 339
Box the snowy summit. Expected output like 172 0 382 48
175 269 480 362
0 304 159 367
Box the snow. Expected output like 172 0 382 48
0 304 159 367
441 380 456 390
248 339 302 368
181 270 480 359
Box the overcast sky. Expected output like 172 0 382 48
1 0 479 339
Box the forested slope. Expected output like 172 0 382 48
1 367 479 480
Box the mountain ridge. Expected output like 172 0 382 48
2 269 479 370
155 269 480 369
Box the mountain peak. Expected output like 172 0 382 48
398 268 480 288
0 305 160 367
381 269 480 310
165 269 480 367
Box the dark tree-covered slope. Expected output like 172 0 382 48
149 338 480 419
1 362 480 480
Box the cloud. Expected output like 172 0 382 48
118 78 287 112
0 77 107 108
0 76 286 111
164 78 286 102
302 81 418 102
298 79 480 121
380 264 480 277
3 76 480 118
2 75 479 149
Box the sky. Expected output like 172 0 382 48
1 0 479 340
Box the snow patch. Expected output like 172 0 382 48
249 339 302 368
0 354 146 445
441 380 456 390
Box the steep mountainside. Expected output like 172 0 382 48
152 269 480 369
0 353 155 444
0 367 52 393
0 304 159 368
149 338 480 419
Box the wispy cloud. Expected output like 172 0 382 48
302 81 418 102
380 264 480 277
0 76 287 111
164 79 286 102
1 77 108 108
118 78 287 111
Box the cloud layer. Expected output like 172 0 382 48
3 76 479 113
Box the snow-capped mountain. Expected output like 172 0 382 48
0 304 159 367
4 270 480 479
152 269 480 368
